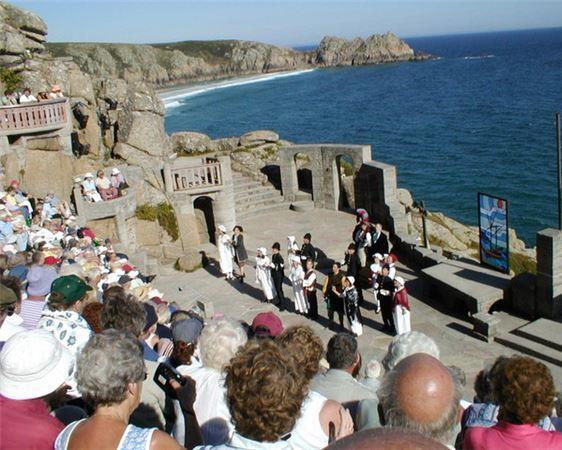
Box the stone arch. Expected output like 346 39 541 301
335 154 355 210
193 195 216 244
294 152 314 200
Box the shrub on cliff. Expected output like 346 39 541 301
0 67 22 92
136 202 179 241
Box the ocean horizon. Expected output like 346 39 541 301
164 27 562 246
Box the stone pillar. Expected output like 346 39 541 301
163 161 174 193
535 228 562 319
279 147 298 202
214 155 236 230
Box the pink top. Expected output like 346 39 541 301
464 420 562 450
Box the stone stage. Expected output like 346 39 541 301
153 208 562 399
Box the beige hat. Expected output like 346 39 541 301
84 173 93 179
0 329 73 400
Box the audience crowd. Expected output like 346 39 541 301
1 85 65 106
0 181 561 450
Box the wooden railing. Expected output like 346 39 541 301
171 162 223 192
0 98 69 135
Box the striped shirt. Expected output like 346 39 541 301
20 298 46 330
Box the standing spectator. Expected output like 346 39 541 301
270 242 286 311
464 356 562 450
289 256 308 315
303 258 318 319
255 247 274 303
37 275 93 359
392 276 411 335
19 87 37 103
95 170 118 201
217 225 234 280
311 333 376 419
81 173 102 203
231 225 247 282
300 232 316 263
376 264 395 333
22 251 58 329
0 329 73 450
323 262 345 330
110 168 129 196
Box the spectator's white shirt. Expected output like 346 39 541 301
19 94 37 103
95 177 111 190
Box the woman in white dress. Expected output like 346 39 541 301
289 256 308 314
217 225 234 280
392 276 411 335
255 247 274 302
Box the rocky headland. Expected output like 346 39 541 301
0 1 535 274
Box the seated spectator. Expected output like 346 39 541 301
382 331 440 371
110 168 129 196
37 91 50 101
80 301 104 333
95 170 118 201
100 292 169 430
37 275 93 359
251 311 283 338
0 329 73 450
22 251 58 329
463 355 562 450
19 87 37 103
378 353 462 448
177 318 247 445
278 326 353 449
81 173 102 203
0 283 25 349
359 358 382 393
142 302 161 362
7 251 29 282
326 427 447 450
55 330 191 450
1 90 18 106
49 85 64 99
311 332 377 419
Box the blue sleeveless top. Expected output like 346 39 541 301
55 419 156 450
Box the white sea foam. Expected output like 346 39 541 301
161 69 315 108
463 54 495 60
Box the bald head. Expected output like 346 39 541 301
378 353 461 446
326 427 447 450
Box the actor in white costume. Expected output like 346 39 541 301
217 225 234 280
287 235 299 259
255 247 274 302
289 256 308 314
392 276 411 335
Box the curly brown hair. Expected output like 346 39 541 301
277 325 324 382
224 340 308 443
492 355 555 425
82 301 104 333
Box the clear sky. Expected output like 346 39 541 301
10 0 562 46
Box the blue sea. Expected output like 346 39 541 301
165 28 562 245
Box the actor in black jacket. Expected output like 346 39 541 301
270 242 286 311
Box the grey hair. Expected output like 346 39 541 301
382 331 440 371
377 365 462 445
199 318 248 371
76 329 145 409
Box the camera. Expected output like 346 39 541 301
153 363 186 398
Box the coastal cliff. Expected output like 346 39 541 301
46 33 424 88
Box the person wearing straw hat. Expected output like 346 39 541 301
110 167 129 196
255 247 274 303
392 276 411 335
217 225 234 280
81 173 102 203
289 255 308 315
0 329 73 450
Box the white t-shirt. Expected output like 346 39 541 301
19 94 38 103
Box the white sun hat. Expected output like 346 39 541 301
84 173 94 179
0 329 73 400
218 225 226 233
111 168 121 175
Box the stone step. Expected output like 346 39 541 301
495 332 562 367
233 180 263 191
236 202 290 221
235 190 283 204
512 319 562 353
235 197 285 213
